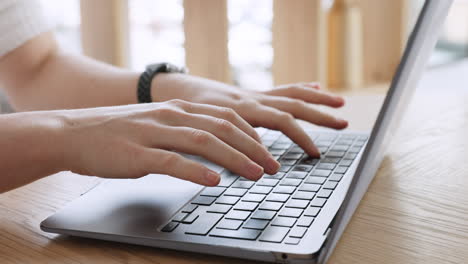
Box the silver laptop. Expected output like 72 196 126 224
41 1 453 263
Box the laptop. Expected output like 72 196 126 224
40 1 453 263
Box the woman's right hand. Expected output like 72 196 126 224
55 99 280 186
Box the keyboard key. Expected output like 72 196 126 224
271 216 296 227
299 156 319 165
270 149 286 155
250 186 273 194
292 191 315 200
259 201 283 211
271 143 291 149
329 173 344 182
225 210 251 221
286 199 309 209
297 216 314 227
257 179 279 187
232 181 255 189
185 213 223 236
326 151 346 158
283 153 302 159
331 145 349 151
339 160 353 167
259 226 289 243
280 159 296 166
264 172 286 180
224 188 248 197
316 140 333 147
317 163 336 170
279 208 303 218
305 177 326 184
317 189 332 198
289 226 308 238
219 172 239 187
181 204 198 214
266 193 290 203
310 198 327 207
280 179 302 187
304 207 321 217
181 213 199 224
323 181 338 190
200 187 226 197
234 201 258 211
335 166 348 174
161 221 179 232
284 237 301 245
192 196 217 206
273 186 296 194
321 157 341 164
337 139 353 145
286 171 308 179
279 166 292 172
216 196 240 205
207 204 232 214
217 219 243 230
311 169 332 177
210 228 261 240
299 184 320 192
242 193 266 203
243 219 269 230
349 146 361 153
291 165 313 173
288 146 303 153
251 210 276 220
344 153 358 160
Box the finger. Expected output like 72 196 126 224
140 148 221 186
180 102 261 142
153 127 265 181
261 97 348 130
264 86 344 108
246 104 321 157
167 113 280 174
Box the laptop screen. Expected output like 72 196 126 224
320 0 453 262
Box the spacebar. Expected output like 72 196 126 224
210 228 261 240
185 213 223 236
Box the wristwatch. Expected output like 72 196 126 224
137 62 187 103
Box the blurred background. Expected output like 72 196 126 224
34 0 468 93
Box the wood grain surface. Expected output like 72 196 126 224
1 62 468 263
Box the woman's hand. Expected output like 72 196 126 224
0 100 282 192
153 74 348 157
58 100 282 186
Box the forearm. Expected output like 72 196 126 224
0 32 139 111
0 112 65 193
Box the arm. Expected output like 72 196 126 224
0 32 139 110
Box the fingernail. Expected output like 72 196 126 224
246 162 264 180
266 158 281 173
204 171 220 186
310 145 321 158
336 118 348 126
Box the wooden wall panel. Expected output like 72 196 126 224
272 0 326 86
183 0 230 83
80 0 129 67
360 0 408 86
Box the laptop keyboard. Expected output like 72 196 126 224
161 130 368 245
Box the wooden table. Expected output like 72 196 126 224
1 61 468 263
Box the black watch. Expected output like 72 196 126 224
137 63 187 103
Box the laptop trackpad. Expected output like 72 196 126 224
41 174 204 237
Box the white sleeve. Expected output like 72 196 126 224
0 0 52 58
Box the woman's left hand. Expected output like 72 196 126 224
152 73 348 157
